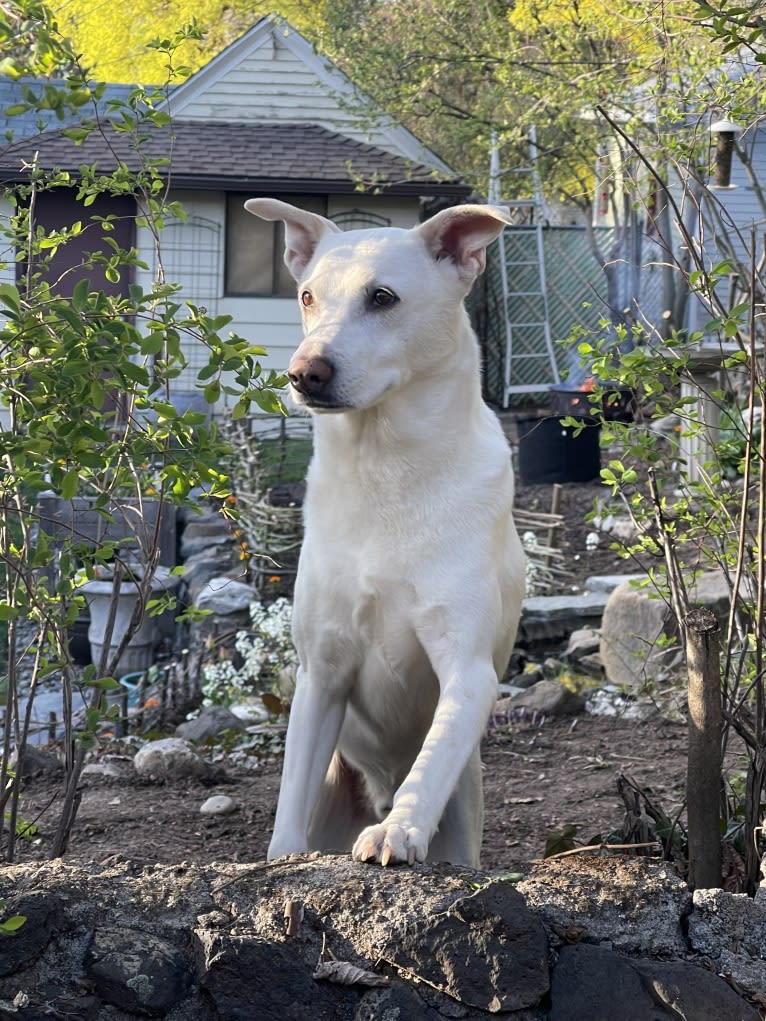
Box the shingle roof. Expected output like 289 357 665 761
0 119 468 196
0 79 135 139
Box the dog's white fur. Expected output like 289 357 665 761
245 198 525 867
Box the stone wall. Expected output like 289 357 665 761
1 855 763 1020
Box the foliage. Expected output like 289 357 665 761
0 898 25 936
201 598 297 710
49 0 324 82
572 265 765 890
0 2 286 861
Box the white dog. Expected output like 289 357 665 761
245 198 525 867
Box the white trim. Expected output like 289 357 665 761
162 15 454 175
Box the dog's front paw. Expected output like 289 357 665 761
352 823 427 866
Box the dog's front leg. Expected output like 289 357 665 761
267 668 346 859
351 655 497 867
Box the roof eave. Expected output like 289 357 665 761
0 166 470 198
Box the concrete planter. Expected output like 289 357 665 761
80 567 180 675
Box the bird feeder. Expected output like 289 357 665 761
710 118 739 189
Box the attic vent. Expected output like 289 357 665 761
330 209 392 231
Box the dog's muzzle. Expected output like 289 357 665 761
288 354 339 406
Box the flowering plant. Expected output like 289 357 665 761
201 598 298 708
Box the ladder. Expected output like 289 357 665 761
488 130 560 405
499 200 560 403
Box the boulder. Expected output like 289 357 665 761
176 706 246 742
133 738 217 782
600 571 734 690
599 581 679 689
195 578 255 616
517 855 690 957
688 887 766 996
501 679 586 717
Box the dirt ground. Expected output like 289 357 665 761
11 473 699 874
15 713 692 874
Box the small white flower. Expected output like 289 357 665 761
585 531 600 551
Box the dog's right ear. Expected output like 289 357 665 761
244 198 340 280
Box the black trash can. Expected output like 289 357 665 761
516 417 601 485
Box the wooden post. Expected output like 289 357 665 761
545 484 563 567
135 671 148 733
685 607 722 889
118 685 129 738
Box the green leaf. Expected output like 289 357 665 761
0 914 26 934
60 468 80 500
71 277 90 311
0 603 19 622
203 379 221 404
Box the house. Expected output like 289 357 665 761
0 16 469 407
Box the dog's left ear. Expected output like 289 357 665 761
244 198 340 280
418 204 512 283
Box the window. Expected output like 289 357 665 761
17 190 136 299
225 194 327 297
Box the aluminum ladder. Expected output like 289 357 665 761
498 200 560 404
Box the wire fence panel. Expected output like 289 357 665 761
475 226 618 406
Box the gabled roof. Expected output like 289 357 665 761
0 120 468 196
163 15 454 175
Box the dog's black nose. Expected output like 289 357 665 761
288 355 334 397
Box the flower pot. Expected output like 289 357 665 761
79 567 180 675
517 416 601 485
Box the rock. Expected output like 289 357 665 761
688 887 766 998
633 956 761 1021
86 924 192 1016
520 591 609 644
0 856 759 1020
11 746 62 777
195 930 357 1020
505 669 542 690
548 943 654 1021
608 517 639 543
599 580 680 689
549 943 759 1021
576 652 604 676
502 679 585 717
564 626 601 659
176 706 246 742
133 738 216 782
180 515 236 559
82 760 129 779
518 856 691 956
182 555 240 605
195 577 255 615
600 571 733 689
0 892 62 977
200 795 238 817
387 881 549 1012
584 573 645 593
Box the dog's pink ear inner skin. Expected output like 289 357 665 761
418 204 512 283
244 198 340 280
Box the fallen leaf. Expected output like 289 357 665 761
313 960 390 987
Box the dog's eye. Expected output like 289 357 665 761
370 287 398 309
301 290 314 308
